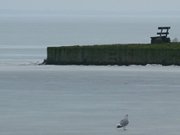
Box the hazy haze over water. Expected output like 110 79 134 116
1 0 180 47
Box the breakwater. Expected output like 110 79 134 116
46 43 180 65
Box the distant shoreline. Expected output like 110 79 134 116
45 43 180 66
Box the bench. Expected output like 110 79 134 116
151 27 171 44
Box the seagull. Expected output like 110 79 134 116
116 114 129 130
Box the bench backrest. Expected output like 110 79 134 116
157 27 170 37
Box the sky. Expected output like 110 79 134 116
0 0 180 16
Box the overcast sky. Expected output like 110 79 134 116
1 0 180 15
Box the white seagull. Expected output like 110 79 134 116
116 114 129 130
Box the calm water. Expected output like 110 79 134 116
0 15 180 135
0 15 180 47
1 65 180 135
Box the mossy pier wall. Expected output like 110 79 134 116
46 43 180 65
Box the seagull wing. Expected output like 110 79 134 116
117 114 129 129
120 118 129 127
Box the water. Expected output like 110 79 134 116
1 65 180 135
1 15 180 47
1 15 180 135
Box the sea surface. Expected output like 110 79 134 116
0 15 180 135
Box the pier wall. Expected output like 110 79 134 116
46 43 180 65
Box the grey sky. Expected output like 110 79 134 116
1 0 180 15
